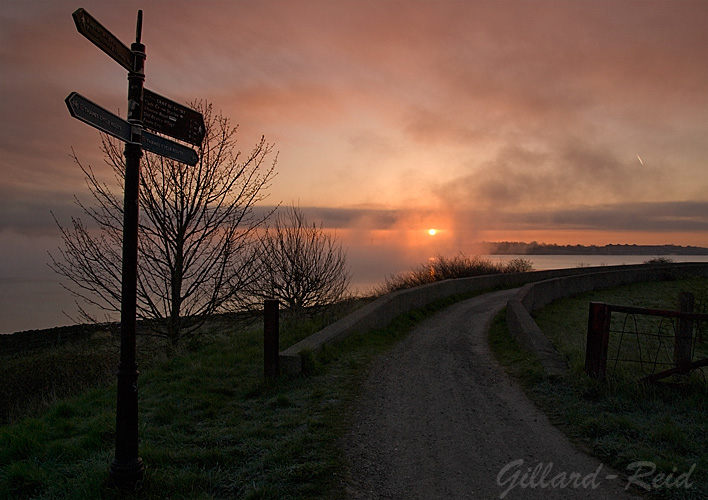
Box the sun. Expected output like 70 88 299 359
428 228 437 236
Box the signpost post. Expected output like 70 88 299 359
68 8 204 491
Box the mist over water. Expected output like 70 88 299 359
348 254 708 295
3 247 708 335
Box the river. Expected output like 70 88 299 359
3 254 708 335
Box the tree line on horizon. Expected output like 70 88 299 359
484 241 708 256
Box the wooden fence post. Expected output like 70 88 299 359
675 292 695 374
264 299 280 380
586 302 611 379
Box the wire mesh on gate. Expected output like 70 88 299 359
607 313 705 382
586 300 708 383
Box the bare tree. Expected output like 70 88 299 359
248 204 351 314
50 101 277 346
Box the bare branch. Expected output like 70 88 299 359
49 101 278 347
245 203 351 315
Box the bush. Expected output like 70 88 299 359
377 253 533 294
643 256 674 265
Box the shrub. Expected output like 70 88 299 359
377 253 533 294
643 256 674 265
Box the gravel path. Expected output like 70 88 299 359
344 288 643 500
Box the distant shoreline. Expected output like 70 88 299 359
483 242 708 256
3 248 708 336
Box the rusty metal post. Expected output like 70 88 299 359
586 302 611 379
264 299 280 380
675 292 695 374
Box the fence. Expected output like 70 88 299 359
585 292 708 382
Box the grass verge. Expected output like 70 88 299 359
489 277 708 500
0 292 480 499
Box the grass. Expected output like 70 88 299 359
489 276 708 500
6 270 706 499
0 291 474 499
0 327 118 424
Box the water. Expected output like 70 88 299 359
484 254 708 271
348 254 708 300
3 254 708 335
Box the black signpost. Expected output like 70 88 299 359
142 128 199 166
68 8 204 491
143 88 206 146
66 92 132 143
72 8 134 72
66 92 199 165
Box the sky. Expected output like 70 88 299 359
1 0 707 332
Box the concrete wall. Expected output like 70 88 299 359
279 262 708 375
506 263 708 375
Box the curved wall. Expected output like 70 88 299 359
506 263 708 375
281 262 708 375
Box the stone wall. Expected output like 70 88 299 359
280 262 708 375
506 263 708 375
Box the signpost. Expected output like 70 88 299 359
66 92 131 143
143 130 200 166
66 92 199 165
144 88 206 146
67 8 205 491
72 8 134 72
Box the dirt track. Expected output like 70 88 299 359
344 288 643 499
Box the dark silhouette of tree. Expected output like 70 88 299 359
247 204 350 314
50 102 277 346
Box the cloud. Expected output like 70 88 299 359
431 133 694 214
528 202 708 233
1 0 706 240
0 186 78 235
262 200 708 236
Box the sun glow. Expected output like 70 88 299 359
428 228 437 236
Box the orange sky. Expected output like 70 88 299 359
1 0 707 331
